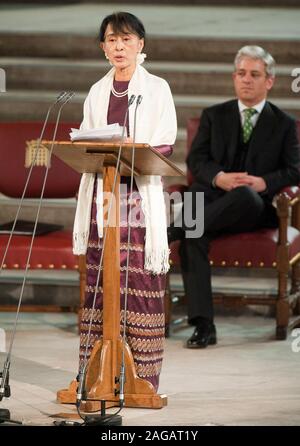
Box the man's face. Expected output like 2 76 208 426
233 57 274 106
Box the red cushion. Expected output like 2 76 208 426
0 230 79 270
209 227 300 267
0 122 81 198
170 227 300 268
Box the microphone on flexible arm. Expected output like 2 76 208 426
125 94 137 128
0 92 75 424
75 94 136 427
119 94 143 408
0 91 70 403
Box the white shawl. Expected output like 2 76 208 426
73 64 177 274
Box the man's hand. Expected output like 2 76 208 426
215 172 251 191
243 175 267 192
215 172 267 193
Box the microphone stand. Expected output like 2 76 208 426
72 95 136 427
119 94 143 407
0 92 74 425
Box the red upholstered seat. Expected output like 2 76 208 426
166 118 300 340
0 231 77 270
209 228 300 268
170 227 300 269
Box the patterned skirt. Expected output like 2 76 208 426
79 177 166 391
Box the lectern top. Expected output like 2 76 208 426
42 140 184 177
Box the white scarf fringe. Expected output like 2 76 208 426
135 175 170 275
73 173 94 255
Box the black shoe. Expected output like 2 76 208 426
167 226 184 244
186 322 217 349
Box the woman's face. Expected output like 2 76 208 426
101 23 144 71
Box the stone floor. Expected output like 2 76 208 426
0 311 299 426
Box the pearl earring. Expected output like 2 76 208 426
105 53 113 66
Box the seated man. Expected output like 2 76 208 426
170 45 300 348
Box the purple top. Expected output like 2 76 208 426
107 79 173 157
107 80 130 135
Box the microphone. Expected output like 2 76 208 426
118 94 143 407
128 94 136 107
132 95 143 144
60 91 75 105
55 91 68 104
121 94 136 141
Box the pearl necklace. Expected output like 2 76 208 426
111 84 128 98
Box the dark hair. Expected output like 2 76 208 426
99 12 146 43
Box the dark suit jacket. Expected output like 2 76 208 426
187 99 300 200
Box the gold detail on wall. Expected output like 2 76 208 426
25 140 51 168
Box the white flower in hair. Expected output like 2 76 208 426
136 52 147 65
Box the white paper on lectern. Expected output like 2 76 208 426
69 123 124 141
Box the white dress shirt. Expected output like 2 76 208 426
238 98 266 128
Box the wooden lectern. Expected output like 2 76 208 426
43 140 184 411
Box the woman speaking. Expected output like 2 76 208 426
73 11 177 391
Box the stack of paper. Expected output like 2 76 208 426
70 124 124 141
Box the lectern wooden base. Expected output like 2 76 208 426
57 338 167 410
57 379 78 404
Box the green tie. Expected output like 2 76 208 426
243 108 257 143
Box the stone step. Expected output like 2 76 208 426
1 3 300 62
1 32 300 64
1 89 300 129
80 0 300 5
1 57 297 98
